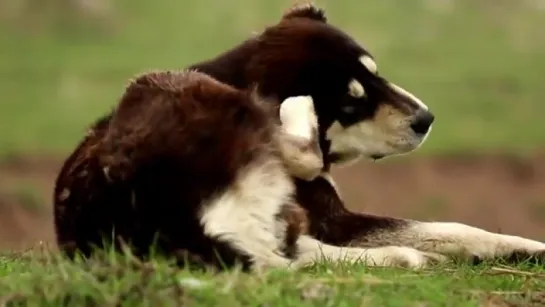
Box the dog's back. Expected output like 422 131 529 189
53 70 296 269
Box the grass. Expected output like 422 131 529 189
1 247 545 307
1 0 545 156
0 179 542 306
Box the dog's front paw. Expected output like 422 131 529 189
349 246 449 269
380 247 449 269
493 249 545 266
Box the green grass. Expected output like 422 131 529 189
1 0 545 156
1 248 545 306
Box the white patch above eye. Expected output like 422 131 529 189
348 79 365 98
388 82 428 111
359 55 378 74
279 95 317 140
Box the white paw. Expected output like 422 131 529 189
278 96 323 181
408 222 545 263
356 246 448 269
476 235 545 263
280 139 323 181
279 96 317 141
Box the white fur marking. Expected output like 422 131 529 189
359 55 378 74
279 96 317 141
348 79 365 98
408 222 545 260
388 83 428 111
294 235 446 268
199 159 294 269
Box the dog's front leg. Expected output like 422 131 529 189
395 221 545 263
292 234 448 269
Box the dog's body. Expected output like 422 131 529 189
54 68 444 271
54 70 324 270
53 3 545 270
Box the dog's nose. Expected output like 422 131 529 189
410 111 435 135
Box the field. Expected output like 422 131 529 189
1 248 545 306
1 0 545 305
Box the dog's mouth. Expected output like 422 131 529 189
325 130 429 165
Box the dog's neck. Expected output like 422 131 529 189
187 37 260 92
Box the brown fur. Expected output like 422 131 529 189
278 202 309 258
54 70 312 269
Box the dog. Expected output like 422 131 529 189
53 2 545 270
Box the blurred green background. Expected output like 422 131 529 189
1 0 544 156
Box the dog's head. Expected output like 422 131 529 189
248 3 434 166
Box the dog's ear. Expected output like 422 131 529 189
282 2 327 23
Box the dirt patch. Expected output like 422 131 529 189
1 152 545 250
0 156 59 251
333 151 545 240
